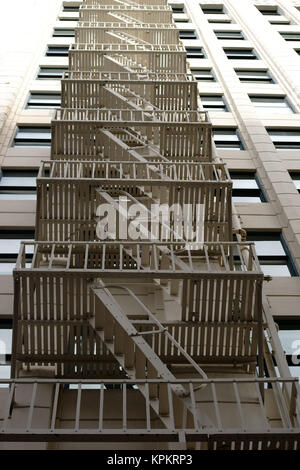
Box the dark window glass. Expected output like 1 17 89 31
200 94 228 112
14 127 51 147
230 172 266 202
236 69 274 83
215 31 244 40
277 321 300 375
191 68 215 81
53 28 75 37
224 48 258 59
37 67 68 79
179 30 198 39
213 127 244 149
63 5 79 12
185 47 206 58
0 170 37 200
289 172 300 192
26 93 61 109
172 6 185 13
0 320 12 384
250 96 294 114
46 46 69 56
257 7 280 16
280 33 300 41
0 231 34 275
201 7 224 14
268 130 300 149
246 232 298 277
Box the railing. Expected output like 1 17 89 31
0 378 299 448
51 109 211 160
38 160 229 181
68 43 187 74
54 108 208 123
61 73 198 110
79 9 173 24
70 43 185 52
62 71 196 82
76 21 177 29
14 241 262 276
35 160 232 242
80 4 172 10
83 0 169 5
75 24 179 45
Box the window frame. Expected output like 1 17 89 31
249 95 294 114
26 93 61 109
280 32 300 41
200 94 229 112
53 28 75 38
235 69 274 83
46 46 69 57
268 129 300 150
201 6 225 15
0 170 38 200
179 30 198 40
191 68 216 82
224 48 259 60
246 231 298 277
13 127 51 147
215 30 245 40
212 127 244 150
37 67 68 79
185 47 206 59
289 172 300 192
230 171 267 203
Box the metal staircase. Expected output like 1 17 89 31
6 0 300 449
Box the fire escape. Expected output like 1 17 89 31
1 0 300 450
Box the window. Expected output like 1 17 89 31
201 6 224 14
269 19 291 25
171 6 185 13
0 230 34 275
208 19 232 24
37 67 68 79
224 48 258 59
185 47 206 59
230 172 266 203
26 93 61 109
63 5 79 12
213 127 244 149
256 7 280 16
53 28 75 37
268 130 300 149
0 320 12 386
179 30 198 39
59 17 78 22
215 31 244 40
280 33 300 41
250 96 294 114
14 127 51 147
289 173 300 192
174 17 189 23
246 232 297 277
46 46 69 57
235 69 274 83
0 170 37 200
191 68 215 81
277 320 300 377
200 94 228 112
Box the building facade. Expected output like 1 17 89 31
0 0 300 450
